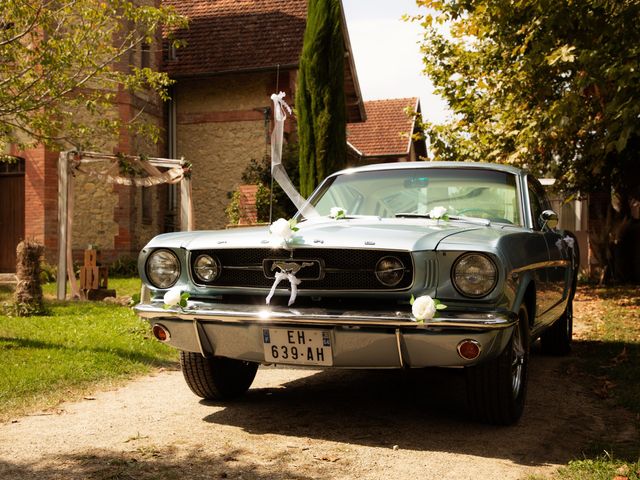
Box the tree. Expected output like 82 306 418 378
296 0 347 198
0 0 186 154
413 0 640 282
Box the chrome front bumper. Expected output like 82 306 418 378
135 301 518 368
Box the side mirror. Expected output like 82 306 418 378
539 210 559 231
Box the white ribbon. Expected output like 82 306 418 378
270 92 318 218
265 270 302 306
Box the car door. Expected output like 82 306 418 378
527 177 568 324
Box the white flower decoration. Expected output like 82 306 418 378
410 294 447 323
329 206 347 219
429 206 448 220
163 288 182 307
412 295 437 321
563 235 575 249
163 288 189 310
270 218 298 241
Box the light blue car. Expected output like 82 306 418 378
135 162 578 425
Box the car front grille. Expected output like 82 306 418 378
189 248 413 291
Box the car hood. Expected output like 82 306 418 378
145 217 489 252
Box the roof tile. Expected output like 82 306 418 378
163 0 307 76
347 98 418 157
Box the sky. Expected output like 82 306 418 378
342 0 450 124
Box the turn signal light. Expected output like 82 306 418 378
152 324 171 342
457 339 481 360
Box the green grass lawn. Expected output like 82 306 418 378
532 285 640 480
0 278 177 422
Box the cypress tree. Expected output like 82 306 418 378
296 0 347 198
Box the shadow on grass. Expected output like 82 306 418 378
0 336 177 369
0 447 312 480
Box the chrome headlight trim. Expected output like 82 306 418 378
193 254 221 283
145 249 181 289
375 256 406 287
451 253 498 298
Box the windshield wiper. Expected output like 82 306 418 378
395 213 490 226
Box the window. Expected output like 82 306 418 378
311 168 522 225
141 42 151 69
527 177 549 230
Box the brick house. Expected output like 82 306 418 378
162 0 365 231
347 97 427 164
0 32 167 272
1 1 437 275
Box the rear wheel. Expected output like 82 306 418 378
466 305 530 425
180 351 258 400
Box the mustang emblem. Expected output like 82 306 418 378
266 261 314 307
271 261 314 275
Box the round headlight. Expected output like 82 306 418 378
193 254 220 283
452 253 498 298
146 249 180 289
375 256 405 287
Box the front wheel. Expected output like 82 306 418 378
180 351 258 400
465 305 530 425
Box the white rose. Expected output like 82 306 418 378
329 206 347 219
429 206 447 219
412 295 437 321
163 288 182 307
270 218 293 240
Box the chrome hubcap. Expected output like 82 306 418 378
511 323 525 398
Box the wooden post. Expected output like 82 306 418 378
56 152 69 300
180 176 193 231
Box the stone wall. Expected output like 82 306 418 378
174 71 284 230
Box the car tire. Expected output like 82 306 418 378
180 351 258 400
540 299 573 355
465 305 530 425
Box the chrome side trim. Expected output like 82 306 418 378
395 329 404 367
136 302 517 331
511 259 570 274
193 319 206 357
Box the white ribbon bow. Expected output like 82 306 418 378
270 92 317 219
265 271 302 306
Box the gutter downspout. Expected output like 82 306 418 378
167 84 178 230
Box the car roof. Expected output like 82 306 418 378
331 161 525 177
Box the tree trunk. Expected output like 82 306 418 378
589 191 634 284
14 240 45 316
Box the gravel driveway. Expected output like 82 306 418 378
1 314 637 480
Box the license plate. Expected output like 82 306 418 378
262 328 333 366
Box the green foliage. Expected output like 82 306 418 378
0 0 187 152
226 145 300 224
109 255 139 278
553 455 640 480
296 0 347 197
412 0 640 282
225 183 272 225
39 262 57 283
0 278 176 421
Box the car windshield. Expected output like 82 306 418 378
309 167 522 225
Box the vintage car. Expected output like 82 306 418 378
135 161 578 425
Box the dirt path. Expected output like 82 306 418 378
1 300 638 480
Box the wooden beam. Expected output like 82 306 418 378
56 152 68 300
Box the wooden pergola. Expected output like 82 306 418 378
56 150 193 300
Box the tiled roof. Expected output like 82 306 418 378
163 0 307 77
347 98 419 157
